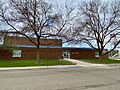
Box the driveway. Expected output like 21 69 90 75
0 67 120 90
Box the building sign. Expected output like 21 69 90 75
72 52 79 54
13 50 21 57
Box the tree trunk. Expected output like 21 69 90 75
99 55 103 60
37 48 40 64
97 51 103 63
36 45 41 64
98 51 103 60
36 37 40 64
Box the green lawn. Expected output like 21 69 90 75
79 58 120 64
0 59 74 67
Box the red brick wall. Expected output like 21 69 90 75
62 48 96 59
0 48 108 60
0 49 12 60
70 50 95 59
62 48 108 59
7 36 62 46
19 48 62 60
0 48 62 60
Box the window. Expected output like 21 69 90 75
13 50 22 57
95 52 99 57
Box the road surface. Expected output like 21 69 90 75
0 67 120 90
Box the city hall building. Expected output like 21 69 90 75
0 36 107 60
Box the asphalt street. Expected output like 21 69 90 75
0 67 120 90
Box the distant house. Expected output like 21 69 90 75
0 36 108 60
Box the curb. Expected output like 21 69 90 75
0 65 80 71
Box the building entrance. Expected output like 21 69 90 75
63 51 70 59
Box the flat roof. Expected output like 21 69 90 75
16 45 94 50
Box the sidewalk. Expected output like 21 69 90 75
64 59 110 68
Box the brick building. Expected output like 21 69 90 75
0 36 107 60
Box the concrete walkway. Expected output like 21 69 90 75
64 59 109 68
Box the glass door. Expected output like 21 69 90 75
63 51 70 59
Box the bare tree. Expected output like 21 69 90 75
0 0 75 62
73 0 120 59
